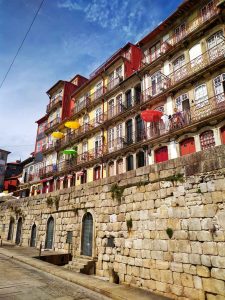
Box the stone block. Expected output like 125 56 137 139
202 242 218 255
211 256 225 268
197 231 212 242
211 268 225 281
170 284 183 296
171 262 183 273
189 254 201 265
160 270 173 284
193 276 202 289
202 278 225 296
196 265 210 277
188 218 201 231
181 273 194 287
183 264 196 275
155 260 169 270
201 255 212 267
218 242 225 256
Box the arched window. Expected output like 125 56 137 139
180 137 196 156
45 217 54 249
108 162 114 177
93 166 101 181
126 154 134 171
136 151 145 168
81 213 93 256
155 146 168 163
200 130 215 150
117 159 123 175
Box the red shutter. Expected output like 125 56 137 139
155 146 168 163
221 126 225 144
180 137 196 156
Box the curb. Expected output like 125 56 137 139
0 248 168 300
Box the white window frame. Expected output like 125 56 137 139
194 84 209 108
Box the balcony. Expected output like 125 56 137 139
42 142 55 154
39 164 56 178
141 0 220 69
46 95 62 113
72 87 106 117
107 76 123 93
44 117 61 133
141 41 225 105
77 146 105 165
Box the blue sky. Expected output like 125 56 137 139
0 0 181 162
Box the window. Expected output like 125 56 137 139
207 31 224 61
83 115 89 132
189 44 202 67
149 41 161 62
213 73 225 103
116 124 123 149
95 82 103 98
94 166 101 181
200 130 215 150
173 54 186 82
126 155 134 171
174 23 186 43
116 94 123 113
151 71 163 96
201 1 214 21
125 90 132 107
108 99 115 118
94 135 102 158
176 93 189 111
116 66 122 79
95 107 102 125
195 84 209 108
108 162 114 177
126 120 133 144
117 159 123 174
108 128 114 151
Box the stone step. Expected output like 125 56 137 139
64 256 96 275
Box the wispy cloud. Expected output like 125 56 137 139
57 0 83 11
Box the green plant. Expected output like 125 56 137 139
167 173 184 183
46 196 53 207
54 196 60 210
110 184 124 203
166 228 174 239
196 188 202 194
126 218 133 232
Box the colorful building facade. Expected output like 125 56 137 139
20 0 225 194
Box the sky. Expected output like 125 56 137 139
0 0 181 162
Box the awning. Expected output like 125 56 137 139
40 176 53 183
141 110 163 122
65 121 80 129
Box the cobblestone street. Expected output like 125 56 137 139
0 254 110 300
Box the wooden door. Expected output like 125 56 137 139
81 213 93 256
220 126 225 144
155 146 168 163
45 217 54 249
180 138 196 156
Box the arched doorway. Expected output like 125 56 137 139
81 213 93 256
7 217 14 241
15 217 22 245
30 224 37 247
45 217 54 249
136 151 145 168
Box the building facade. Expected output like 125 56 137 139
0 149 10 192
19 0 225 195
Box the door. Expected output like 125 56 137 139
30 224 37 247
136 151 145 168
126 90 132 108
45 217 54 249
189 44 202 68
117 159 123 174
108 99 115 118
94 166 101 181
134 84 141 104
116 124 123 149
174 23 186 43
180 138 196 156
136 115 144 142
155 146 168 163
15 217 22 245
81 170 87 184
151 72 162 96
126 155 134 171
81 213 93 256
7 218 14 240
126 120 133 144
221 126 225 144
95 135 102 158
207 31 224 61
108 127 114 152
201 1 214 21
213 74 225 103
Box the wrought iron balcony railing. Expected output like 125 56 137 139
46 95 62 113
107 76 123 92
45 117 61 132
141 0 220 68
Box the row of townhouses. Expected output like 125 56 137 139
18 0 225 197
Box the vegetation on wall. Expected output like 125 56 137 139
110 184 124 203
126 217 133 232
46 196 53 207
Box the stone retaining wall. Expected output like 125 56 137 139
1 145 225 300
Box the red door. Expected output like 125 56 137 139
180 137 196 156
155 146 168 163
221 126 225 144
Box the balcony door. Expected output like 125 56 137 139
207 31 224 61
95 135 102 158
213 74 225 103
189 43 202 68
136 115 144 142
155 146 168 163
201 1 214 21
126 90 132 108
134 84 141 104
126 120 133 144
151 71 162 96
108 127 114 152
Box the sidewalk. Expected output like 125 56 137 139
0 243 170 300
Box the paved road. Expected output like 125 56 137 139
0 254 110 300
